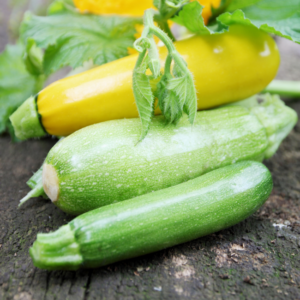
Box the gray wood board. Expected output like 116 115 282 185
1 2 300 299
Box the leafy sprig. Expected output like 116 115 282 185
172 1 223 34
21 12 141 75
219 0 300 44
133 9 197 140
0 44 42 139
172 0 300 44
153 0 189 40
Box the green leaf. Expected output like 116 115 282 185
210 0 234 21
21 12 141 75
153 0 160 10
172 2 212 34
166 0 190 9
24 38 44 76
167 75 197 124
226 0 261 11
168 76 189 108
0 44 38 134
162 91 182 124
47 0 76 15
154 0 174 18
132 57 155 140
156 75 168 108
157 70 197 125
218 0 300 44
172 2 227 34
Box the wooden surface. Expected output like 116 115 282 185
1 3 300 299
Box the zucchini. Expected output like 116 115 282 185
30 161 273 270
38 94 296 215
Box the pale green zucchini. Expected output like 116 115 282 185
36 94 295 215
30 161 273 270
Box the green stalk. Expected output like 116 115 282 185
262 80 300 98
133 9 197 134
157 20 176 41
139 10 184 71
164 54 173 79
35 74 46 93
134 49 147 69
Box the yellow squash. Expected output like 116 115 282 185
11 25 280 139
73 0 221 24
73 0 155 17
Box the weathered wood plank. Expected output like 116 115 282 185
0 1 300 298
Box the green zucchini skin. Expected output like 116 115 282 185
43 95 296 215
45 106 268 214
30 161 273 270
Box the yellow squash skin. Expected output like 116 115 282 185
37 25 280 136
198 0 222 24
73 0 221 24
73 0 155 16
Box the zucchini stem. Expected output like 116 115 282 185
30 224 83 270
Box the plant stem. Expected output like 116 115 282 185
35 74 46 93
134 49 147 70
157 20 176 41
143 11 187 75
132 8 197 137
262 80 300 98
164 54 173 78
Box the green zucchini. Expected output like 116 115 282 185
38 94 296 215
30 161 273 270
